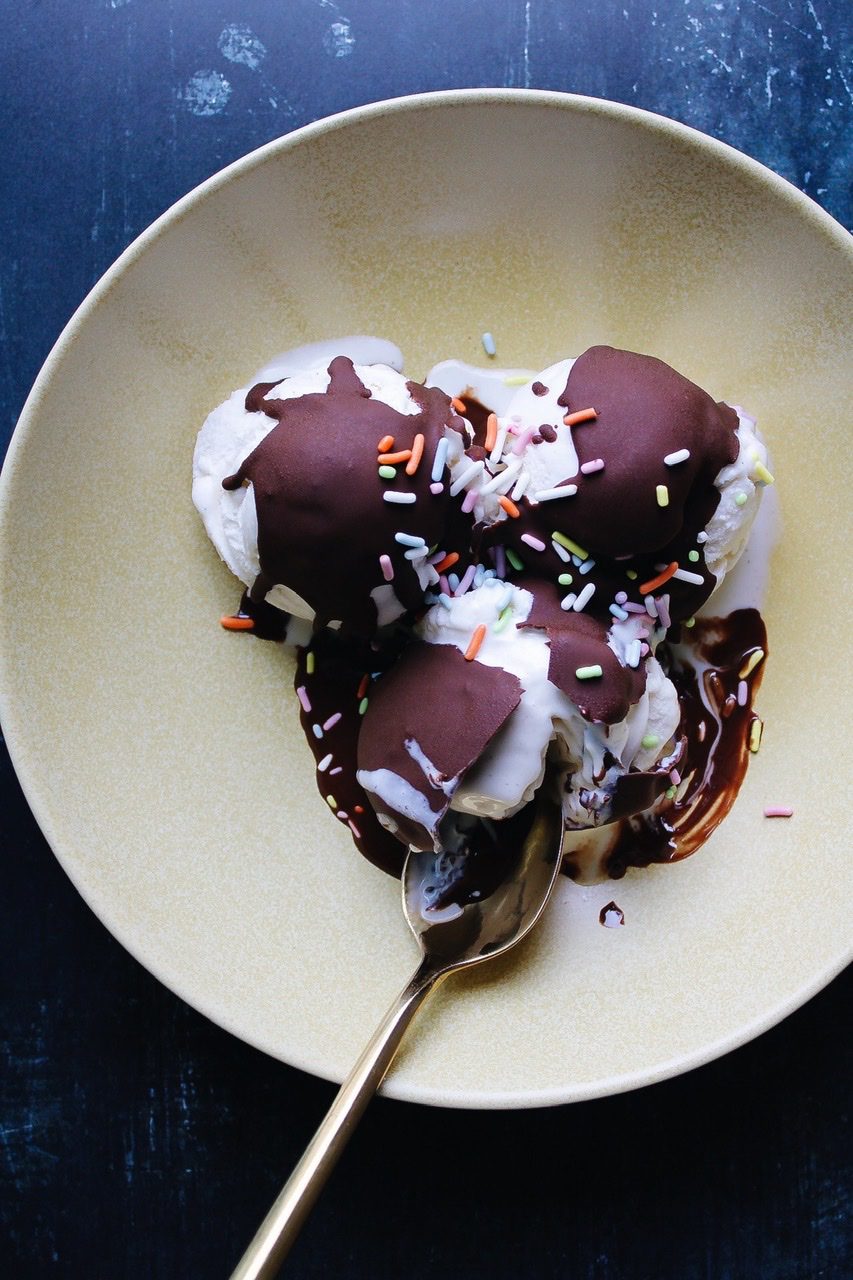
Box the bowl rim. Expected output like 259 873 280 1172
1 88 851 1109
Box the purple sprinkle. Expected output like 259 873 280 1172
439 574 451 594
623 602 647 614
615 591 628 604
656 593 671 629
494 545 506 578
323 712 342 731
329 766 343 776
669 769 681 785
454 564 477 596
737 679 748 706
296 685 312 713
430 481 444 495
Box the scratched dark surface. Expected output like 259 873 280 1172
1 2 851 1277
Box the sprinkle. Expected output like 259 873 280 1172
560 593 576 611
664 448 691 466
306 651 316 675
438 592 452 608
626 569 638 580
670 770 681 785
454 564 477 596
325 795 337 810
644 595 658 619
615 591 628 604
684 616 696 628
404 546 427 561
377 434 395 453
534 484 578 503
511 426 537 455
219 612 255 632
609 603 629 621
503 374 530 386
481 332 496 357
735 492 748 507
329 766 343 776
575 664 603 680
461 488 479 514
348 819 362 838
357 674 370 699
511 473 531 501
506 547 524 572
656 594 671 629
395 532 426 548
764 806 793 818
405 433 425 476
494 545 506 577
572 582 596 612
379 554 394 581
748 718 763 753
739 648 765 679
384 491 416 505
639 562 678 595
696 531 708 544
688 549 700 562
449 458 485 496
317 753 333 772
378 465 397 480
323 713 342 732
489 423 509 464
430 481 444 495
493 605 514 633
485 412 498 452
672 567 705 585
377 449 412 465
431 436 449 481
656 484 669 508
312 724 324 740
551 539 571 563
580 458 605 474
354 805 364 815
557 572 573 586
641 734 659 750
521 532 546 552
623 602 646 614
626 639 642 668
433 552 459 573
450 397 467 415
358 697 369 715
563 407 597 426
465 623 487 661
640 642 650 657
753 461 775 486
480 459 522 495
498 495 521 518
447 571 459 592
552 531 588 559
737 679 748 706
296 686 312 713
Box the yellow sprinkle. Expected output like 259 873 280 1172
656 484 669 508
552 531 589 559
739 648 765 679
503 375 530 386
753 461 775 486
306 651 315 675
326 794 338 810
748 719 763 753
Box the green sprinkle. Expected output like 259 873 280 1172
506 547 524 572
358 697 369 716
552 531 589 559
503 374 530 386
641 733 660 750
735 492 748 507
575 664 603 680
688 549 700 562
557 572 573 586
656 484 669 508
326 795 338 810
378 464 397 480
626 569 638 580
492 605 513 633
684 617 696 628
306 651 316 675
665 785 678 800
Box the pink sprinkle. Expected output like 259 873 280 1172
454 564 477 596
656 593 671 629
329 766 343 776
430 481 444 495
323 712 342 731
379 554 394 582
764 806 794 818
520 532 546 552
737 679 748 706
640 642 650 657
669 769 681 785
461 487 479 513
512 426 537 455
580 458 605 474
439 574 451 595
615 591 628 604
348 819 362 838
296 685 312 713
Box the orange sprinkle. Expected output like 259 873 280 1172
451 396 467 415
638 562 679 595
377 435 395 453
357 673 370 699
376 449 412 465
498 495 521 518
485 412 498 452
354 804 364 815
220 614 255 632
563 407 598 426
405 433 425 476
433 551 460 573
464 623 487 662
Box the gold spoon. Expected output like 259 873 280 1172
230 766 564 1279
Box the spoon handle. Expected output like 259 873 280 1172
229 955 444 1279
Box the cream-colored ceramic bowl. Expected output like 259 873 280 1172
1 91 851 1108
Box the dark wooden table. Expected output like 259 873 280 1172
2 3 850 1277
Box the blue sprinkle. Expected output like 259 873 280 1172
447 571 460 591
438 593 453 609
578 558 597 575
431 436 449 481
395 532 426 548
481 331 496 357
609 604 629 621
312 723 324 739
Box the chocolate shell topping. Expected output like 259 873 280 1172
223 357 472 635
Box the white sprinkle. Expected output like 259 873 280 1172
395 532 425 547
626 639 642 668
480 459 522 495
489 423 509 464
696 531 708 544
521 533 546 552
481 331 496 356
511 472 531 501
317 752 333 772
672 567 705 585
644 595 659 619
404 546 427 561
383 491 416 504
449 459 484 496
573 582 596 612
551 539 571 563
535 484 578 502
431 437 449 481
664 448 691 466
560 592 577 611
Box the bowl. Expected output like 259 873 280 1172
1 89 851 1108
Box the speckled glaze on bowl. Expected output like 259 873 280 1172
1 90 851 1108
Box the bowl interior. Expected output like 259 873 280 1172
2 91 851 1107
